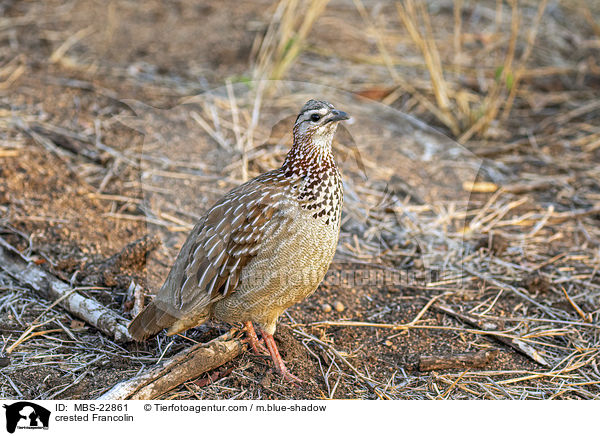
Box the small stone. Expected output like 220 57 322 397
321 303 332 313
70 320 85 330
0 190 9 204
261 372 273 388
385 340 393 347
333 301 345 312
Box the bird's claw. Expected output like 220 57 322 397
242 322 269 356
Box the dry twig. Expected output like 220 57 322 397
0 237 132 343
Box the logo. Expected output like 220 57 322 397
2 402 50 434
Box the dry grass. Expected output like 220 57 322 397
252 0 331 80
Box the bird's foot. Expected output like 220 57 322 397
261 329 304 385
276 365 305 385
242 321 269 355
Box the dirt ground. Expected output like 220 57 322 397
1 0 599 400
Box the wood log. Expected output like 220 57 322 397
98 332 246 400
0 237 132 342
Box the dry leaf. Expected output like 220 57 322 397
462 181 498 193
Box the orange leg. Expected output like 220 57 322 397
260 328 304 384
242 321 268 355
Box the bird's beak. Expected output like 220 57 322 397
327 109 350 123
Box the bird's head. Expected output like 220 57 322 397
292 99 349 151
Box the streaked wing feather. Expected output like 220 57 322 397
167 170 288 312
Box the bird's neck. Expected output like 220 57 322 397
282 129 343 227
282 130 336 177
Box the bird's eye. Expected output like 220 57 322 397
310 113 321 122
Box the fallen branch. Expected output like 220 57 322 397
0 237 132 343
433 303 549 367
98 331 245 400
30 122 105 164
419 349 499 371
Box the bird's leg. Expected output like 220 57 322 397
260 329 304 384
242 321 268 355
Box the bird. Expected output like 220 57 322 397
128 99 349 383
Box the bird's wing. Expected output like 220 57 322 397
161 170 291 313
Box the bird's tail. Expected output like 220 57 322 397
128 301 178 341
